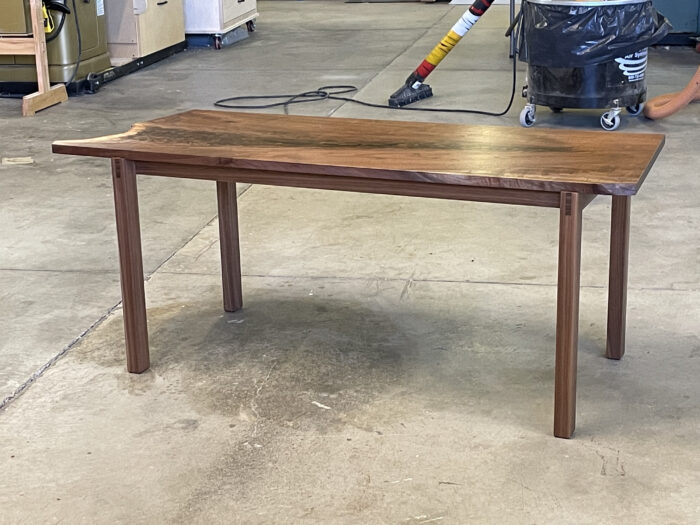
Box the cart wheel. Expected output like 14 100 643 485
246 20 256 32
550 107 563 113
600 111 621 131
519 105 536 127
626 103 644 116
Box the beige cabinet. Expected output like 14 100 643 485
184 0 258 35
105 0 185 66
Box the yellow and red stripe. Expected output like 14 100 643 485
412 0 493 82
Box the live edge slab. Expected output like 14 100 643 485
52 110 665 438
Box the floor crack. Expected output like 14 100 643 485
250 360 278 437
1 185 255 413
0 301 121 412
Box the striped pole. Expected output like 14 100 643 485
389 0 494 107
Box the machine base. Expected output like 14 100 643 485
0 41 187 96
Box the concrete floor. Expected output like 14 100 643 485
1 2 699 523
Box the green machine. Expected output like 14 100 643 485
0 0 111 91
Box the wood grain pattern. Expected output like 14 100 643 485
0 37 36 54
607 195 631 360
28 0 49 94
134 161 566 208
111 159 150 373
22 85 68 117
216 181 243 312
53 110 665 196
53 112 665 438
554 192 582 439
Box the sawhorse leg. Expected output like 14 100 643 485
554 192 582 438
112 158 150 373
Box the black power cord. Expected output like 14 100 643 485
45 1 71 44
66 0 82 86
215 16 521 117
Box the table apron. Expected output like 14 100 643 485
133 160 600 209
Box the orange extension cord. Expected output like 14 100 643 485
644 65 700 119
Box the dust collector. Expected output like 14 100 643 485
518 0 671 130
0 0 111 93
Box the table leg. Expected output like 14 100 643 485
111 158 150 373
216 181 243 312
606 195 631 360
554 192 582 438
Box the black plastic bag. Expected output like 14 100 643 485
518 1 672 68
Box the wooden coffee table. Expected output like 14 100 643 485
53 110 664 438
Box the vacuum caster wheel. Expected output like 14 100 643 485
213 35 222 50
246 20 256 32
550 107 563 113
519 105 536 127
600 111 621 131
626 103 644 116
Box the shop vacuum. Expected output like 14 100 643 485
0 0 111 95
388 0 670 131
519 0 670 131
